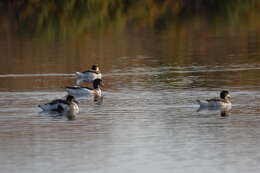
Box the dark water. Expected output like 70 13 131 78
1 1 260 173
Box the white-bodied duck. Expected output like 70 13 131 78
65 79 103 98
197 90 232 108
38 95 79 114
75 65 102 82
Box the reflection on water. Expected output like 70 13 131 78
1 1 260 173
1 1 260 39
197 106 232 117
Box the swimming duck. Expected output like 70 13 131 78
75 65 102 82
197 90 232 108
65 79 103 98
38 95 79 114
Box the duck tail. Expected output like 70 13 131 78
196 100 203 106
75 72 86 78
38 104 46 111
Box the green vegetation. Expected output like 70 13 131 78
1 0 260 39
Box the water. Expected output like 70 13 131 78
1 1 260 173
1 65 260 173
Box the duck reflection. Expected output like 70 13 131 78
220 108 230 117
94 95 104 105
197 105 232 117
65 105 77 120
39 109 77 120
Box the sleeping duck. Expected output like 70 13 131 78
75 65 102 82
38 95 79 114
65 79 103 98
197 90 231 108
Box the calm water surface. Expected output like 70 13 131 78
1 2 260 173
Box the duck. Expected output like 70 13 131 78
75 65 102 82
65 79 103 98
38 95 79 114
197 90 232 108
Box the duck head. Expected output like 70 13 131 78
66 95 78 103
91 65 99 71
220 90 231 100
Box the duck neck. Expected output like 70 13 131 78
94 88 101 93
94 88 102 97
93 82 100 89
93 85 99 90
223 98 231 103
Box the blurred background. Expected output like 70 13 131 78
0 0 260 91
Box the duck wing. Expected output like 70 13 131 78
75 71 101 83
65 86 92 90
82 70 99 74
39 99 69 112
206 98 221 102
49 99 68 105
207 98 228 103
65 86 93 96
